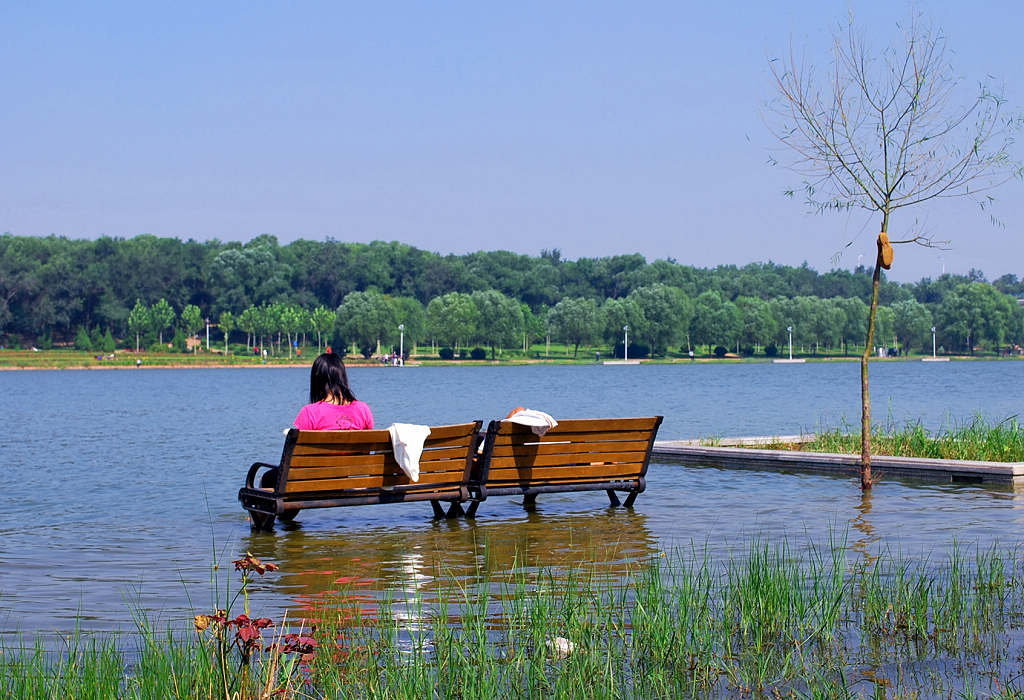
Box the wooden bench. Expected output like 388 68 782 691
467 416 663 516
238 421 482 530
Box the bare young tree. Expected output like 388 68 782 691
768 13 1021 490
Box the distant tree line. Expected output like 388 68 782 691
1 234 1022 356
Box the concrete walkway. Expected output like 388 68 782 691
652 439 1024 487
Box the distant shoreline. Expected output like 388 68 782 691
0 351 1014 371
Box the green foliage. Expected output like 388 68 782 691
614 342 649 359
470 347 487 360
765 343 778 357
891 299 933 352
438 347 455 360
336 291 395 357
547 297 601 359
427 292 477 349
801 417 1024 462
11 540 1024 698
127 299 150 351
713 345 727 358
735 296 778 350
389 296 426 348
180 304 203 352
601 297 644 349
101 329 116 352
936 282 1018 353
74 326 92 351
0 234 1021 356
628 283 692 355
218 310 235 353
308 306 333 353
691 290 741 352
171 329 187 353
471 289 522 359
150 298 175 344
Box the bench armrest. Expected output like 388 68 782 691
245 462 280 490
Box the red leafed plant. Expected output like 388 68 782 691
192 553 318 699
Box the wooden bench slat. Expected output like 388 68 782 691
492 429 658 444
285 471 464 493
484 463 644 482
486 450 648 469
288 446 472 469
292 423 476 445
291 434 474 456
498 417 660 433
288 461 470 480
487 440 651 458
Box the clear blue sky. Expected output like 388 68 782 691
2 1 1022 282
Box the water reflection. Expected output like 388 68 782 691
851 490 879 566
6 364 1024 635
241 510 657 620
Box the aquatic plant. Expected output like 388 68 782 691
5 539 1024 698
775 416 1024 463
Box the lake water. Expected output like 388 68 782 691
1 360 1022 637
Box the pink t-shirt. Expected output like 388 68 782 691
293 400 374 431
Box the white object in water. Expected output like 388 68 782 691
545 636 575 658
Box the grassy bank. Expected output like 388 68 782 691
772 418 1024 463
5 541 1024 698
1 346 1016 370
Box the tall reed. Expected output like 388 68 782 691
4 539 1024 698
795 416 1024 462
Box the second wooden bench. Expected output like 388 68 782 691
467 416 663 516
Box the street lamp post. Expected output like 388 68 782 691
931 326 937 359
398 324 405 366
787 326 793 361
623 325 629 361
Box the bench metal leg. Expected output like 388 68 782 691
279 509 300 523
446 502 465 518
606 490 621 507
623 490 639 508
249 512 276 531
430 501 447 519
522 493 537 511
465 501 480 519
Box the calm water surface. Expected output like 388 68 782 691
1 361 1021 636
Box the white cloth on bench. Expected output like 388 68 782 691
504 409 558 436
388 423 432 481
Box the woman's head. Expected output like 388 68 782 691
309 353 357 404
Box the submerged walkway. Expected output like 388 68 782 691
652 437 1024 487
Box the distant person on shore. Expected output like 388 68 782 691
292 352 374 431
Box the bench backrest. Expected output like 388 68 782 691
274 422 482 499
473 416 663 492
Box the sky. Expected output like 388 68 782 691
2 1 1023 283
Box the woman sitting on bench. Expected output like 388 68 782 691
261 352 373 491
293 352 374 431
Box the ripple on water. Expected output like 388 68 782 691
2 363 1023 634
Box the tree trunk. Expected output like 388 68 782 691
860 222 889 491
